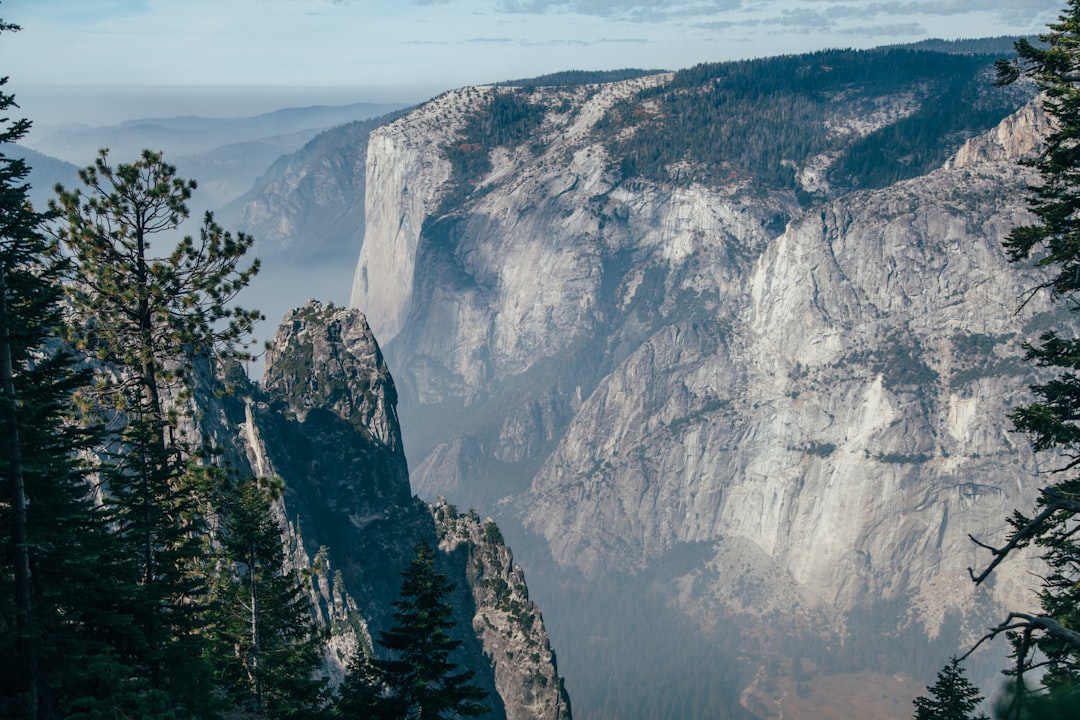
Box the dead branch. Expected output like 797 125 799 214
967 502 1060 584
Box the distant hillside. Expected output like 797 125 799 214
593 48 1029 194
6 143 79 211
221 107 412 260
896 36 1033 55
21 101 408 166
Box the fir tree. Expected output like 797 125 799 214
0 21 48 714
0 18 146 719
334 651 390 719
965 2 1080 716
912 659 988 720
337 540 488 720
208 476 327 719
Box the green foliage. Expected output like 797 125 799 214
837 334 940 392
804 442 836 457
0 19 152 718
335 652 390 718
992 679 1080 719
207 476 328 719
949 332 1027 389
594 48 1025 194
49 147 269 715
438 88 547 213
912 658 989 720
877 452 932 464
996 3 1080 298
53 148 263 392
495 68 665 88
482 519 505 547
336 540 488 719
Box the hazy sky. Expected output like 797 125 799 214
0 0 1066 124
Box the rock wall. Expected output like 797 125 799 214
346 68 1051 707
434 499 572 720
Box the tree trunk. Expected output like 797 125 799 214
0 263 39 719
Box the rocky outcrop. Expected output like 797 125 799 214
433 499 572 720
190 301 569 718
263 301 404 452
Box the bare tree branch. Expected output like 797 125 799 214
968 502 1060 583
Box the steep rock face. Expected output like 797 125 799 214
433 499 572 720
348 89 483 344
191 301 569 718
344 58 1048 716
263 301 405 453
526 142 1047 625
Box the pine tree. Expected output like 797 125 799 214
912 659 988 720
965 2 1080 716
337 540 489 720
51 149 263 715
208 476 327 719
0 22 49 714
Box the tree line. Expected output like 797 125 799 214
0 17 487 720
595 47 1028 196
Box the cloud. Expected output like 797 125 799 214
841 22 925 37
493 0 1057 28
409 34 650 47
697 0 1060 37
496 0 744 22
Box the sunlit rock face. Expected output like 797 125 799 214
350 70 1047 624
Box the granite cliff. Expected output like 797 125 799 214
333 51 1048 718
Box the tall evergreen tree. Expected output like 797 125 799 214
912 659 988 720
336 540 488 720
965 2 1080 716
207 476 327 719
0 20 47 714
51 149 263 715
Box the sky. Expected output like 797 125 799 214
0 0 1067 125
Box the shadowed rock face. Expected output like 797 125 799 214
342 59 1050 712
191 301 571 719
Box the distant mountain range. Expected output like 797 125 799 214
17 100 409 222
24 101 408 164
